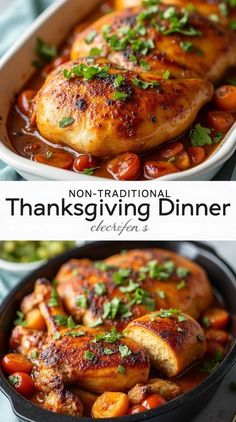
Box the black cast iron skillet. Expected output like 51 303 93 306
0 241 236 422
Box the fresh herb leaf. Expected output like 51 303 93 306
8 374 20 386
190 124 213 147
48 288 59 307
112 268 131 285
59 116 75 128
64 331 85 337
104 348 113 355
53 315 68 326
84 350 95 360
176 267 189 278
94 262 115 271
14 311 27 327
120 280 140 293
202 316 211 327
94 282 107 296
35 38 57 63
63 63 110 80
176 280 186 290
132 77 159 89
119 344 132 358
113 90 128 101
85 30 98 44
213 132 223 143
140 60 151 70
117 365 126 374
82 168 97 175
157 290 166 299
76 294 88 309
67 316 76 329
114 75 125 88
94 328 122 343
89 47 102 56
162 70 171 79
31 350 39 359
53 331 61 340
89 318 103 328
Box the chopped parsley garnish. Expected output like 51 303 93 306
209 14 220 22
46 151 53 159
120 280 139 293
201 350 223 374
213 132 223 143
35 38 57 64
63 63 110 80
84 351 95 360
85 30 98 44
48 288 59 307
8 374 20 386
161 8 202 36
104 348 114 355
132 77 159 89
230 21 236 30
31 350 39 359
140 259 175 280
89 47 102 56
113 90 128 101
89 318 103 328
202 316 211 327
162 70 171 79
53 315 68 326
140 60 151 70
94 328 122 343
176 267 189 278
176 280 186 290
190 124 213 147
117 365 126 374
119 344 132 358
154 308 185 321
180 41 203 56
178 314 187 322
53 331 61 340
94 282 107 296
157 290 166 299
114 75 125 88
219 2 228 16
94 262 115 271
67 316 76 329
59 116 75 128
76 294 88 309
64 331 85 337
103 297 122 319
133 288 156 311
112 268 131 285
14 311 27 327
83 168 97 175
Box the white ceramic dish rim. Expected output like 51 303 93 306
0 0 235 181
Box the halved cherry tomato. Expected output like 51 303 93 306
74 154 98 173
213 85 236 112
205 341 225 360
159 142 184 160
107 152 141 181
17 90 37 116
128 405 147 414
187 146 205 165
207 111 234 133
202 308 230 329
2 354 33 375
142 394 166 409
35 151 73 169
144 160 178 179
8 372 34 397
205 329 229 345
174 151 191 171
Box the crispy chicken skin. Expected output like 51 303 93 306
71 5 236 82
36 330 150 394
34 58 212 158
124 310 206 376
116 0 236 26
55 249 212 330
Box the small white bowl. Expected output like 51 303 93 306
0 0 235 181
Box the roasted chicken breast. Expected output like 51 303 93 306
34 58 212 158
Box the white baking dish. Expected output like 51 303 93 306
0 0 235 181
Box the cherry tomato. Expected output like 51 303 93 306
2 354 33 375
159 142 184 160
174 151 191 171
144 160 178 179
187 146 205 165
73 154 98 173
17 90 37 116
205 329 229 345
128 405 147 414
213 85 236 112
142 394 166 409
35 151 73 169
107 152 141 181
205 341 225 360
202 308 230 329
207 111 234 133
8 372 34 398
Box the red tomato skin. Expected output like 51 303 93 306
9 372 34 398
159 142 184 160
35 151 73 170
144 160 178 179
202 308 230 330
213 85 236 112
207 111 234 133
142 394 166 410
2 354 33 375
107 152 141 181
73 155 98 173
128 405 147 414
17 90 36 116
205 329 229 345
